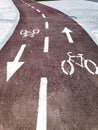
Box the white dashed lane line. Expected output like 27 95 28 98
26 3 30 6
42 14 46 18
31 6 35 9
36 9 41 13
21 0 48 29
44 37 49 53
20 0 50 54
45 22 49 29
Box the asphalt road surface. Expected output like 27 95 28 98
0 0 98 130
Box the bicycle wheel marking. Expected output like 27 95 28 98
61 60 74 75
85 60 98 75
36 77 48 130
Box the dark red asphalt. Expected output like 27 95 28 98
0 0 98 130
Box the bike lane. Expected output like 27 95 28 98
0 0 98 130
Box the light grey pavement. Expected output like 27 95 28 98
0 0 98 50
0 0 19 50
40 0 98 46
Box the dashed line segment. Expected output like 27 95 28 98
45 22 49 29
42 14 46 18
44 37 49 53
36 9 41 13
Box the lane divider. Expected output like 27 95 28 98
44 37 49 53
27 3 31 6
20 0 50 53
45 22 49 29
19 1 49 130
41 14 46 19
36 9 41 13
31 6 35 9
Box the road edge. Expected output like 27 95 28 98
0 0 20 50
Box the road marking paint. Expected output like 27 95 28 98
44 37 49 53
62 27 74 43
7 44 26 81
36 77 48 130
25 2 28 6
14 44 26 62
27 4 31 6
45 22 49 29
22 1 31 7
42 14 46 18
36 9 41 13
31 6 34 9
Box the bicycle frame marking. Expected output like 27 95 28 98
67 52 84 67
61 52 98 75
20 29 40 38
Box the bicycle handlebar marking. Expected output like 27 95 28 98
61 52 98 75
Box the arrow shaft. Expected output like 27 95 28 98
66 32 73 43
14 44 26 62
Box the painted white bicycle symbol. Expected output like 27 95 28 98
61 52 98 75
20 29 40 38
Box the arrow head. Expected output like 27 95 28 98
62 27 74 43
7 61 24 81
62 27 72 33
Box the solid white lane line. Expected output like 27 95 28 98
36 9 41 13
45 22 49 29
44 37 49 53
42 14 46 18
36 77 48 130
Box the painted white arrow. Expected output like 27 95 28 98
7 44 26 81
62 27 74 43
